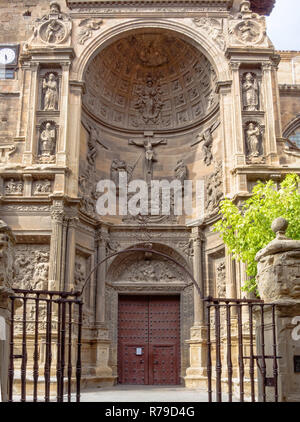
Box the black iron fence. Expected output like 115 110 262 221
8 289 83 402
204 297 280 402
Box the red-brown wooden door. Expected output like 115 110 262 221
118 295 180 385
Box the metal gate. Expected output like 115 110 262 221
204 297 280 402
8 288 83 402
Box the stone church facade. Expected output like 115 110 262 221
0 0 299 388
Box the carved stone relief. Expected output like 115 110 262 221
177 239 194 262
242 72 259 111
174 160 188 184
135 74 164 125
192 121 220 166
216 260 226 297
32 179 52 196
193 17 226 51
0 220 16 298
78 18 103 45
74 255 86 290
110 159 133 188
15 245 50 290
206 161 224 216
83 32 218 131
4 178 23 196
245 122 265 164
129 135 167 184
0 144 17 163
79 125 100 218
229 1 269 47
24 2 72 49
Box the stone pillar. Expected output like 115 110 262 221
0 220 15 402
230 61 246 166
48 199 65 291
95 226 108 325
255 218 300 402
23 62 39 165
57 63 70 167
64 215 78 291
185 226 207 388
261 62 278 164
94 225 115 386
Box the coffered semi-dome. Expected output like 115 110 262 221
83 30 218 132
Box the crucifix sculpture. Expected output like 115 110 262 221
129 131 167 184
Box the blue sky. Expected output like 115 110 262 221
266 0 300 51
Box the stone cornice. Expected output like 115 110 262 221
67 0 274 14
67 0 232 8
279 84 300 95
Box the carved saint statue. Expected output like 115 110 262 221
242 72 259 111
174 160 188 184
40 123 56 156
43 73 58 111
246 123 261 158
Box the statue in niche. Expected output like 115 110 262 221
135 75 163 124
43 73 59 111
39 122 56 157
246 122 261 158
242 73 259 111
74 261 85 289
174 160 188 185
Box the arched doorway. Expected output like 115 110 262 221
84 243 198 385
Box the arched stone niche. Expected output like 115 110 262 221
78 26 224 224
105 243 194 382
82 29 218 132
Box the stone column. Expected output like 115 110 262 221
261 62 278 165
95 226 108 325
48 199 65 291
230 61 246 166
57 63 70 167
0 220 15 402
64 215 78 291
23 62 39 165
255 218 300 402
94 225 115 386
185 226 207 388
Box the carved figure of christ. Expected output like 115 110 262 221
129 133 167 184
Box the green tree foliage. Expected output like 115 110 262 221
213 174 300 293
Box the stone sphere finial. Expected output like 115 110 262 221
271 217 289 238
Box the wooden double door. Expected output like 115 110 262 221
118 295 180 385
